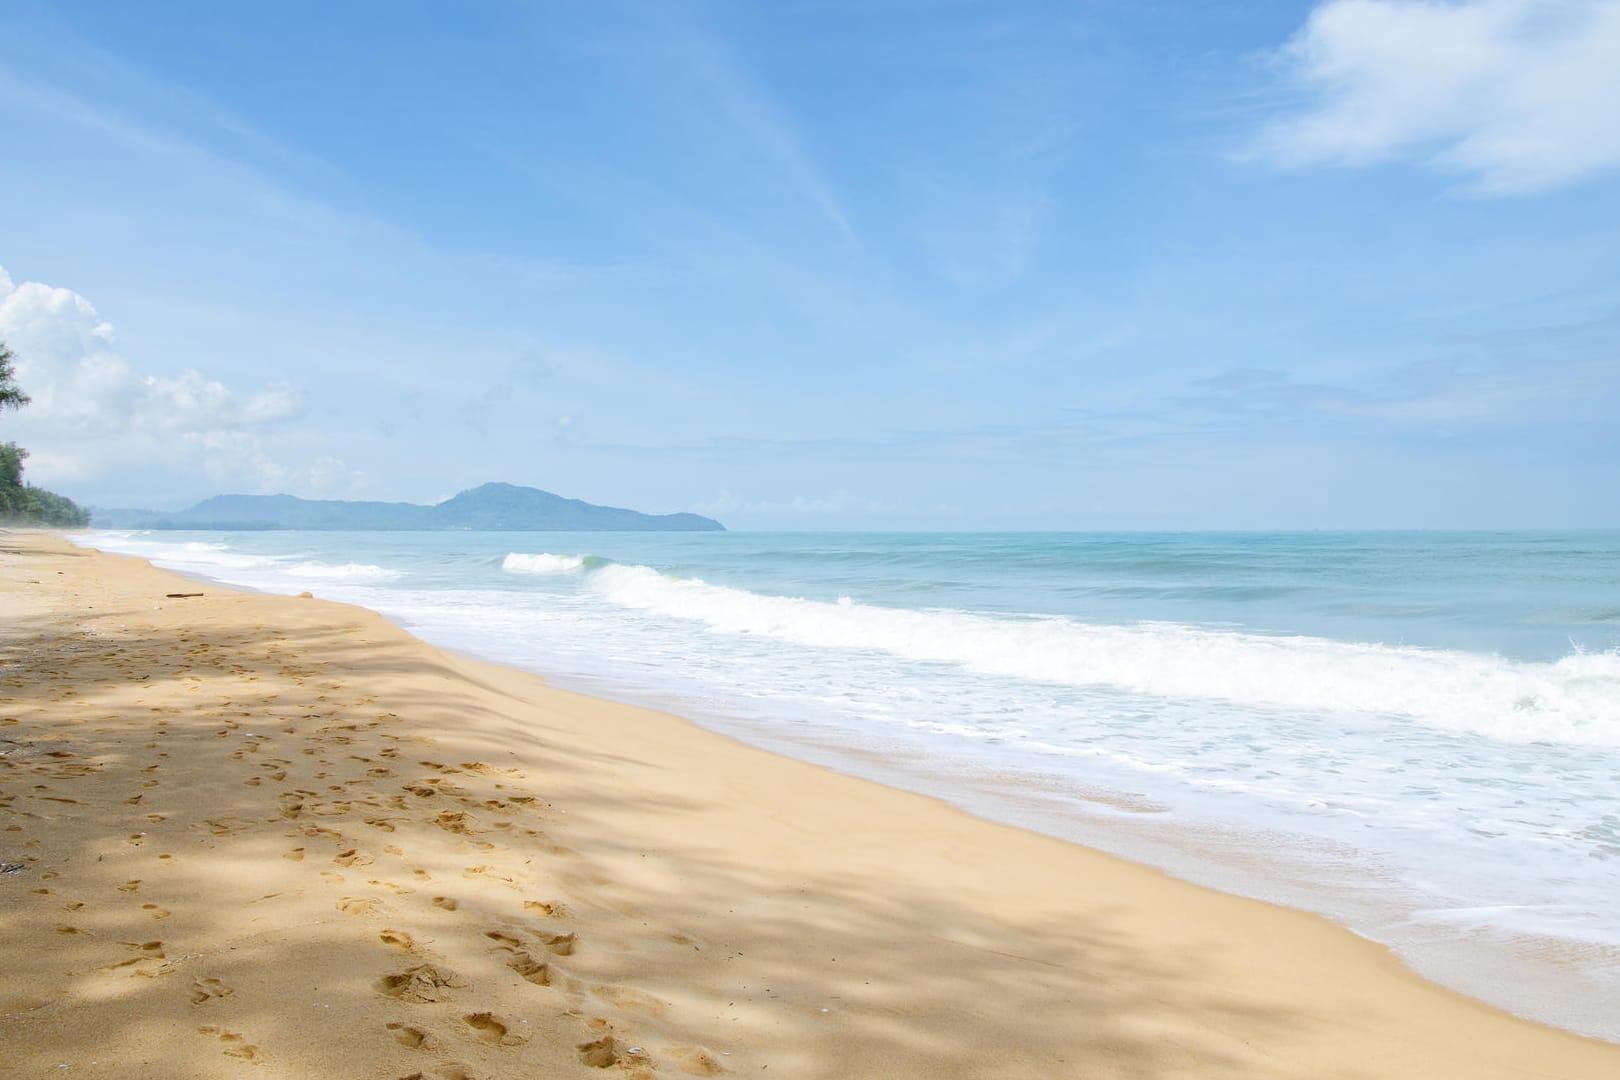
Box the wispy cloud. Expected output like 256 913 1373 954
0 55 608 297
0 14 342 188
1178 311 1620 436
674 27 857 245
1251 0 1620 194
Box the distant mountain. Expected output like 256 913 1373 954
91 482 724 532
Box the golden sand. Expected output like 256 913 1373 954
2 531 1616 1078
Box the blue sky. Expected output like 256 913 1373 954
1 0 1617 529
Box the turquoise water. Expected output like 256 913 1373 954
83 529 1620 1038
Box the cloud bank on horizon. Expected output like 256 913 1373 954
0 265 357 501
0 0 1616 529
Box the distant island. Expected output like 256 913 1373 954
90 482 725 532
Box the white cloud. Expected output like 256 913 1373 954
1255 0 1620 193
304 455 364 493
0 263 342 499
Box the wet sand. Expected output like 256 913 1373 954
2 530 1616 1078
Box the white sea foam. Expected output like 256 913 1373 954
106 535 285 572
287 561 402 581
85 533 397 585
503 552 588 575
583 562 1620 747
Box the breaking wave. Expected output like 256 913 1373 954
580 562 1620 747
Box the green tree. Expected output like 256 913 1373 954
0 441 24 488
0 342 30 412
0 342 90 527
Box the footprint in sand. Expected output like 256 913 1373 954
505 952 551 986
431 896 458 911
104 941 165 972
523 900 569 919
395 1064 474 1080
379 929 415 949
334 848 374 868
577 1036 634 1069
483 929 524 950
463 1011 527 1047
197 1025 258 1061
376 964 467 1003
385 1021 438 1050
190 977 234 1005
337 896 386 916
434 811 478 834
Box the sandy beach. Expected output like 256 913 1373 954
1 531 1616 1079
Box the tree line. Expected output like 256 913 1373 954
1 342 90 526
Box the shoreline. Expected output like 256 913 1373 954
5 530 1619 1078
648 704 1620 1046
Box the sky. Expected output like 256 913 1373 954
1 0 1618 530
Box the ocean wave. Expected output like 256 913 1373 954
502 552 603 575
582 562 1620 747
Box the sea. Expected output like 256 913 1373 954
77 528 1620 1041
